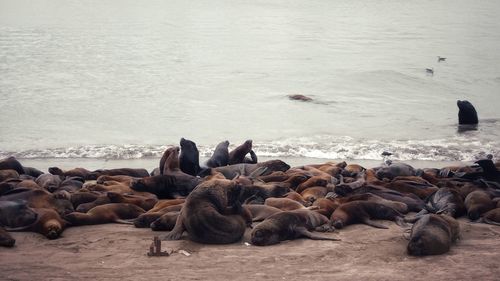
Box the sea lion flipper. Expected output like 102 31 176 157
295 227 341 241
362 219 389 229
160 210 186 241
482 217 500 226
114 219 135 225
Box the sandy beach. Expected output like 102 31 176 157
1 217 499 281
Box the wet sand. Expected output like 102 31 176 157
2 218 499 281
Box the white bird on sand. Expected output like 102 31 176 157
437 56 446 62
426 68 434 75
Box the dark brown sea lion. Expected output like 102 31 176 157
0 200 38 228
0 189 74 216
130 174 202 199
457 100 478 125
312 198 341 217
243 204 283 221
251 209 340 246
75 194 111 213
228 140 254 165
150 211 180 231
22 166 44 178
464 190 495 220
65 203 145 226
134 203 184 228
296 176 329 193
330 201 404 229
0 156 25 175
385 179 438 200
87 168 149 180
179 138 201 176
161 178 252 244
0 226 15 247
206 140 230 168
96 175 136 186
212 160 290 179
48 167 92 179
407 214 459 256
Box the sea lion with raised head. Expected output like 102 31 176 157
206 140 230 168
161 178 252 244
457 100 478 125
228 140 254 165
179 138 201 176
251 209 340 246
407 214 460 256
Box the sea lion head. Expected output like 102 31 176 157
43 220 63 240
251 227 280 246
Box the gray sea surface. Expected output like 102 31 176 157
1 0 499 162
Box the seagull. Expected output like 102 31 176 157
437 56 446 62
426 68 434 75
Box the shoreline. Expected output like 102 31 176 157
17 157 473 172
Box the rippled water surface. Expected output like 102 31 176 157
1 0 499 161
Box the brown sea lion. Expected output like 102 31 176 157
65 203 145 226
228 140 254 165
312 198 341 217
159 146 179 175
300 186 328 203
96 175 136 186
134 203 184 228
206 140 230 168
28 208 68 239
295 176 329 193
283 191 310 206
150 211 180 231
265 197 306 211
106 192 158 211
243 204 283 222
70 191 101 209
0 189 74 216
0 226 15 247
35 174 62 192
479 208 500 226
130 174 202 199
87 168 149 180
251 209 340 246
0 169 19 182
342 193 409 214
330 201 404 229
161 178 252 244
385 179 438 200
75 194 111 213
407 214 459 256
464 190 495 220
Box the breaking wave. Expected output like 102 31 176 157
1 135 498 162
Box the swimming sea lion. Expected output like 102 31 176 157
206 140 230 168
407 214 459 256
65 203 145 226
457 100 478 125
251 209 340 246
161 178 252 244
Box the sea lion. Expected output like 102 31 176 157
475 159 500 183
422 188 466 218
464 190 495 220
65 203 145 226
150 211 180 231
161 178 252 244
106 192 158 211
70 191 101 209
0 200 38 228
385 179 438 200
228 140 254 165
265 197 306 211
330 201 404 229
134 203 184 228
179 138 201 176
288 94 312 102
0 156 25 175
407 214 460 256
206 140 230 168
22 167 44 178
251 209 340 246
312 198 341 217
375 162 416 180
0 189 74 216
0 226 15 247
0 169 19 182
27 208 67 239
300 186 328 203
212 160 290 179
295 176 329 193
75 194 111 213
87 168 149 180
130 174 202 199
35 174 62 192
457 100 478 125
48 167 92 179
159 146 178 175
479 208 500 225
96 175 136 186
243 204 283 222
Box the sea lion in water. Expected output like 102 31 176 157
179 138 201 176
251 209 340 246
330 201 404 229
407 214 460 256
161 178 252 244
65 203 145 226
457 100 478 125
464 190 495 220
206 140 230 168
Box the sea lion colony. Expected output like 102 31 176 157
1 138 499 256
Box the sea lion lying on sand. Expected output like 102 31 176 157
407 214 460 256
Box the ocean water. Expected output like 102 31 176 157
1 0 499 163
